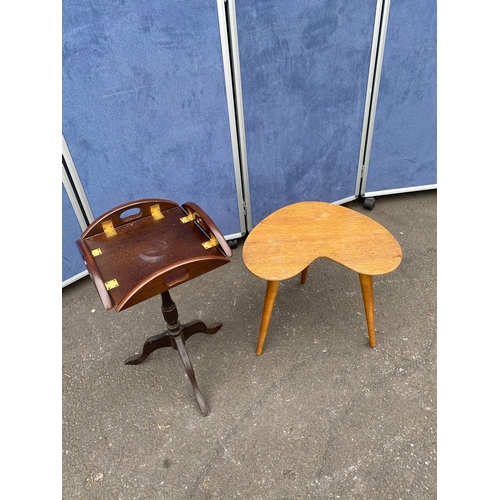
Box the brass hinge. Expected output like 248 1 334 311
180 211 199 223
91 248 102 257
105 279 119 290
202 233 219 249
102 220 117 237
150 204 164 220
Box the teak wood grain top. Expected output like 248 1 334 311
243 201 402 281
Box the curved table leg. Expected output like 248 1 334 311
125 332 173 365
171 333 210 416
125 321 222 365
182 320 222 341
359 273 376 347
125 290 214 416
256 280 280 356
162 290 211 415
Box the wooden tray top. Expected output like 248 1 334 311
77 199 232 312
243 201 402 281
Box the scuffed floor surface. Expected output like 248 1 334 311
63 190 436 499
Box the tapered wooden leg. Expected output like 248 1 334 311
359 274 376 347
256 280 280 356
300 266 309 285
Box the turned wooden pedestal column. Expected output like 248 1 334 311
77 199 233 415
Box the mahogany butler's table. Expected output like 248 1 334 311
77 199 233 416
242 201 402 355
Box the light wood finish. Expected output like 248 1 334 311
359 274 376 347
256 281 280 356
242 201 402 355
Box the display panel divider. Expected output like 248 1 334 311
356 0 390 198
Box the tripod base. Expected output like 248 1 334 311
124 291 221 416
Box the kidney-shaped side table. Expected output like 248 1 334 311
243 201 402 355
76 199 233 416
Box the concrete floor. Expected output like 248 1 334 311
62 190 437 499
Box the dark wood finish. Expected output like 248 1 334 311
123 290 217 416
77 199 232 312
125 319 222 365
77 199 232 416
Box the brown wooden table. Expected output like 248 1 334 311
77 199 233 415
242 201 402 355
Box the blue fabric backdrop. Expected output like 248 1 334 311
364 0 437 193
62 0 241 236
235 0 377 226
